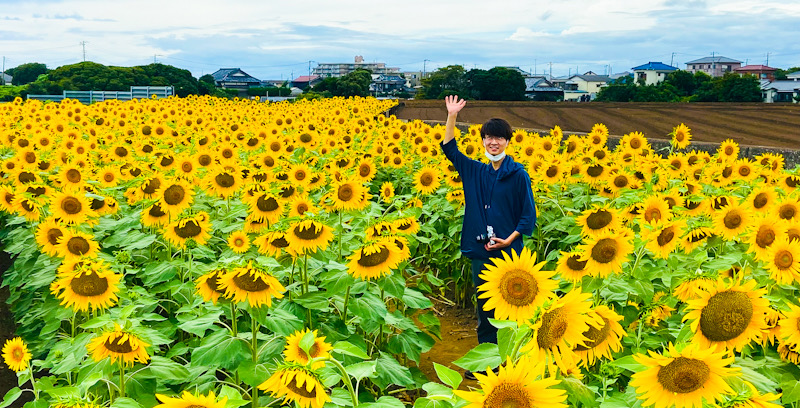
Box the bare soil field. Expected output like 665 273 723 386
393 100 800 150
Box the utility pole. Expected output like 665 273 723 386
766 52 770 66
1 56 5 86
81 41 87 62
711 51 716 75
549 62 552 80
670 52 675 67
423 59 429 78
534 59 537 76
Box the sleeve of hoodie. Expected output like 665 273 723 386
441 138 478 176
515 171 537 236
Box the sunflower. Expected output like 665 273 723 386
58 164 86 188
218 262 285 308
254 230 291 257
50 257 121 312
288 196 317 218
713 202 750 241
670 123 692 150
379 181 395 203
764 236 800 284
746 186 777 213
642 219 686 259
523 290 599 373
354 158 376 182
413 166 442 195
453 356 567 408
162 212 212 249
258 366 330 408
286 219 334 255
778 343 800 364
245 192 284 225
630 343 738 408
365 220 396 240
56 229 100 260
745 215 786 261
775 197 799 222
717 382 783 408
289 163 313 188
141 203 170 227
683 226 714 254
575 204 623 237
0 185 16 214
154 390 228 408
35 217 68 257
573 304 626 367
640 195 672 225
718 139 740 161
11 194 43 221
477 248 558 323
393 216 420 235
777 303 800 351
227 231 251 254
87 324 150 366
195 270 227 305
347 239 403 280
156 179 195 217
683 279 768 353
2 337 31 372
577 230 634 277
49 189 95 225
204 167 241 199
673 276 716 302
327 179 369 212
283 329 333 369
555 251 590 282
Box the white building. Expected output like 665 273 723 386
631 62 678 86
313 56 400 78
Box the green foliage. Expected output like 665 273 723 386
246 86 292 97
310 69 372 98
694 72 762 102
418 65 468 99
0 84 26 102
465 67 527 101
597 70 761 102
10 62 49 85
774 67 800 80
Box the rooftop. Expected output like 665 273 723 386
735 65 777 71
632 62 678 71
685 56 742 64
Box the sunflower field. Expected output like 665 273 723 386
0 95 799 408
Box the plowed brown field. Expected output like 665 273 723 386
393 101 800 150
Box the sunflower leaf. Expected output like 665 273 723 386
345 360 377 382
413 397 453 408
433 363 461 390
0 388 21 408
609 354 645 372
299 329 317 356
452 343 501 372
782 380 800 404
359 396 405 408
333 341 370 360
110 398 143 408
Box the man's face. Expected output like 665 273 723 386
483 135 508 156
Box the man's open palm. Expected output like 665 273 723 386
445 95 466 115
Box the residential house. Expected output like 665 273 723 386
261 79 287 88
290 75 321 89
787 71 800 81
313 56 400 78
685 56 742 77
402 71 423 88
497 66 532 77
524 76 563 100
1 72 11 85
631 62 678 85
211 68 261 95
369 74 408 95
561 73 610 101
734 65 777 81
761 80 800 103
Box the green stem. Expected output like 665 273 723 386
28 365 38 400
509 328 532 361
338 211 343 262
341 286 351 322
251 318 259 408
119 362 126 399
629 245 647 278
326 358 359 407
231 303 238 336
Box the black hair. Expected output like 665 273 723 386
480 118 512 140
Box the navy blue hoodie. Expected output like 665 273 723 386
442 138 537 259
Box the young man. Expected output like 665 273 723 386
440 95 537 379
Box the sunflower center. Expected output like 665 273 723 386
298 343 321 359
90 198 105 211
338 185 354 202
686 200 701 210
257 196 279 212
70 271 109 296
613 175 628 188
537 308 568 349
357 246 390 267
397 221 413 231
198 154 212 166
18 172 36 184
205 272 225 294
61 196 82 215
359 165 371 178
739 166 750 177
699 290 753 342
104 335 134 354
270 236 290 248
497 269 539 307
753 193 768 209
586 164 604 177
295 170 307 181
232 272 269 292
755 226 776 248
689 231 708 243
160 156 174 167
149 203 166 217
286 375 318 398
566 255 587 271
296 203 309 215
174 220 202 238
234 238 245 247
161 184 186 205
774 249 794 270
723 211 742 229
482 383 532 408
657 226 676 247
586 210 612 230
420 172 434 187
47 228 63 246
591 238 618 264
215 173 235 188
657 357 710 394
12 348 23 360
779 204 797 220
574 318 611 351
66 169 82 183
644 208 662 223
545 166 558 178
294 224 322 241
299 133 312 143
67 237 91 255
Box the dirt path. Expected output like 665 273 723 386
418 300 480 389
394 101 800 150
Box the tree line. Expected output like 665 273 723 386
416 65 528 100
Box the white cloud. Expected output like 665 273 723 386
507 28 554 41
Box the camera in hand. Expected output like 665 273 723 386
476 226 496 245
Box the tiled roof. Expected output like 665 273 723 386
787 71 800 79
685 56 741 64
293 75 320 82
211 68 261 83
572 74 610 82
735 65 777 71
632 62 678 71
762 80 800 92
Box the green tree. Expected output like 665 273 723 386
664 70 697 97
775 67 800 80
715 73 762 102
198 74 216 95
138 63 199 97
595 76 636 101
464 67 526 101
418 65 467 99
10 63 49 85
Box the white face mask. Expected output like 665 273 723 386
485 151 506 162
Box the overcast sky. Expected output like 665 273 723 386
1 0 798 81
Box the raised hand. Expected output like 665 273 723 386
445 95 466 116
